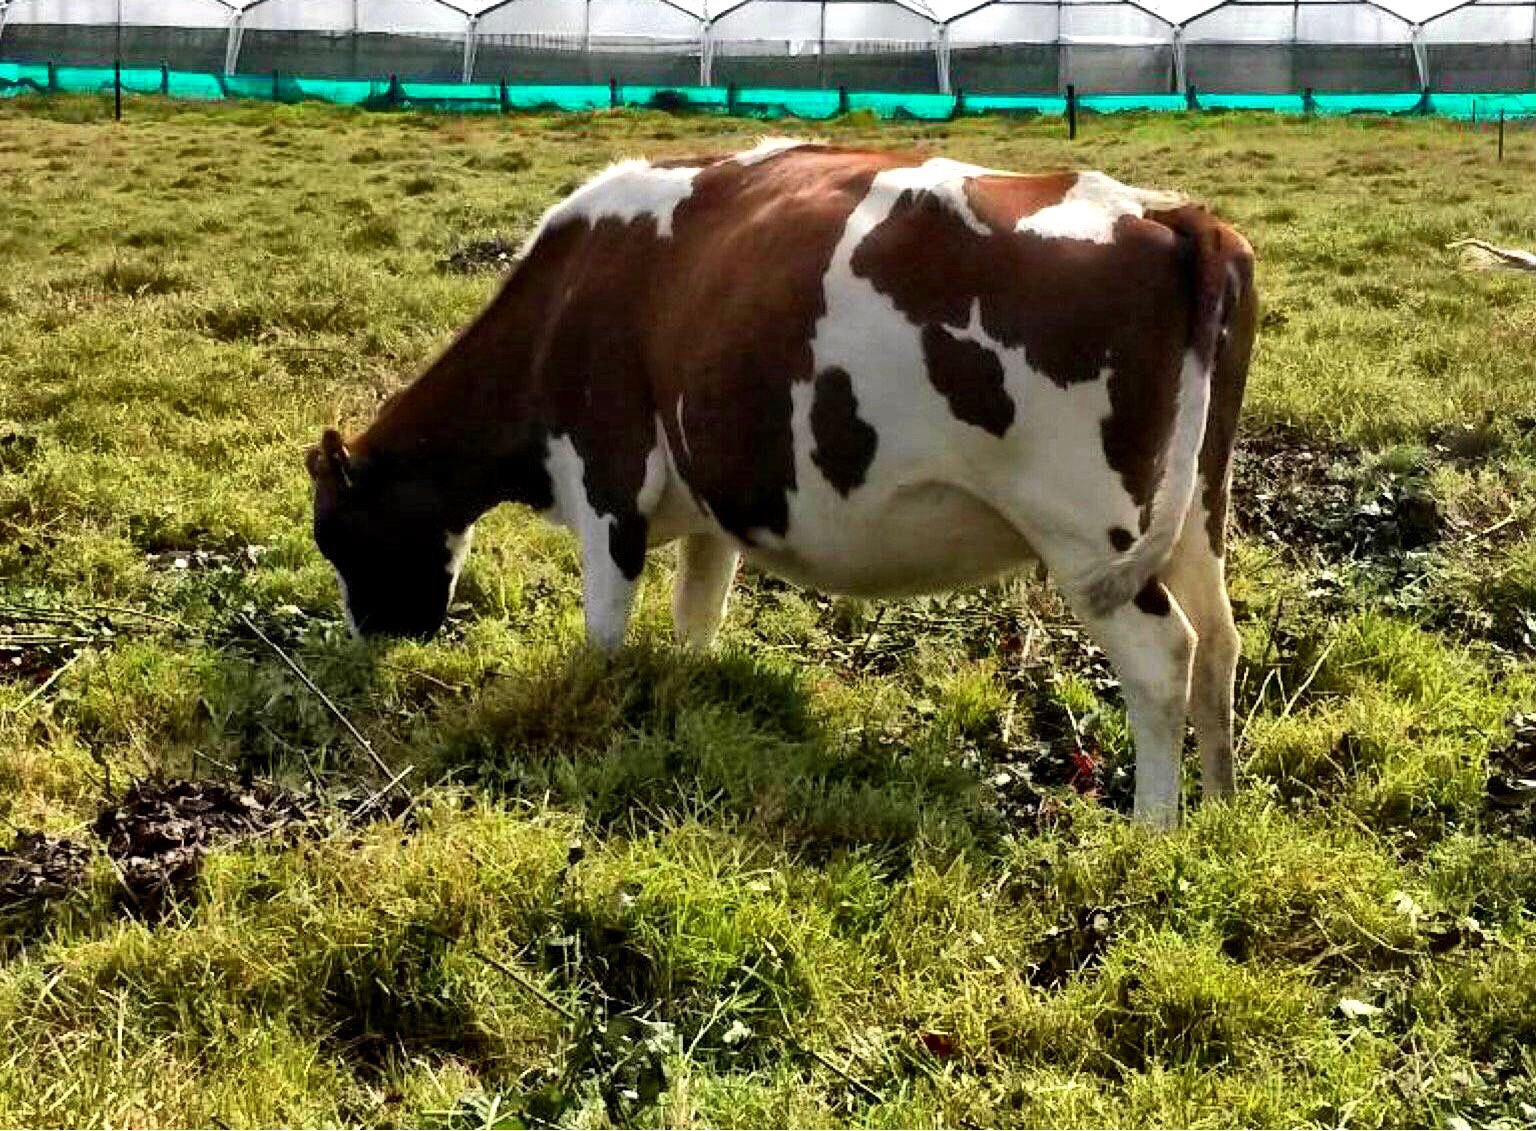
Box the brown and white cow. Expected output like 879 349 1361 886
307 138 1258 827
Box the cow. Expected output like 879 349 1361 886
307 139 1258 827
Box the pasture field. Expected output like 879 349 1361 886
2 94 1536 1129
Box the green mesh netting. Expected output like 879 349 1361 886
1 62 1531 121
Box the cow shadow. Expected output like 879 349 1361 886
413 642 1003 861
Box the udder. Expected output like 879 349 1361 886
745 481 1037 598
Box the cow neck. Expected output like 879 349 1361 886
356 279 549 526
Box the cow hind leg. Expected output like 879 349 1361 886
1066 580 1196 828
1164 511 1240 801
672 534 739 649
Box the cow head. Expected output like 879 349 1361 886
306 429 472 640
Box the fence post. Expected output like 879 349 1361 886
838 85 849 115
1066 83 1077 140
727 81 738 117
1303 86 1315 116
953 85 965 120
114 56 121 121
387 72 402 108
609 77 619 108
46 61 57 93
1185 81 1197 111
272 69 280 102
1499 110 1505 161
160 61 169 96
499 76 508 113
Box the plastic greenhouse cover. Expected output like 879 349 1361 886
240 0 355 31
589 0 702 36
4 0 236 27
355 0 472 34
475 0 586 35
1424 1 1536 41
711 0 939 40
946 4 1061 45
1062 3 1172 38
1181 0 1413 43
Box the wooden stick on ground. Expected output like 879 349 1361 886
237 612 412 805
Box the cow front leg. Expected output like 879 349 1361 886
580 515 646 653
1066 581 1196 829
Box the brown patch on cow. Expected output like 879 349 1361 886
849 174 1190 512
1108 526 1135 552
1133 579 1171 617
920 325 1014 437
647 148 907 541
809 366 878 496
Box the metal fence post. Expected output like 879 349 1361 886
838 84 848 115
609 77 619 108
114 56 121 120
160 61 169 95
1067 83 1077 140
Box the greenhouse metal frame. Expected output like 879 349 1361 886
0 0 1532 94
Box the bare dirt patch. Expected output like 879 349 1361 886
437 235 519 275
92 777 322 917
1231 428 1441 564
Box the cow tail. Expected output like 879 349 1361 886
1079 212 1251 618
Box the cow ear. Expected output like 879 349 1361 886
308 428 354 489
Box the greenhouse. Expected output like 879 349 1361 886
0 0 1531 95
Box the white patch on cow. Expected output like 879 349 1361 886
445 526 474 603
525 159 701 248
777 163 1144 599
1015 170 1185 245
543 433 657 651
758 159 1127 593
732 137 814 165
1076 347 1210 615
1067 583 1195 829
636 423 668 517
874 157 998 236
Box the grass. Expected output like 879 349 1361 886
1 92 1536 1127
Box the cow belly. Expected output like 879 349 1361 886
742 480 1036 598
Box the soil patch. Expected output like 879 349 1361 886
1487 714 1536 832
437 236 519 275
0 832 90 911
1230 428 1441 564
92 777 323 917
1 777 420 926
